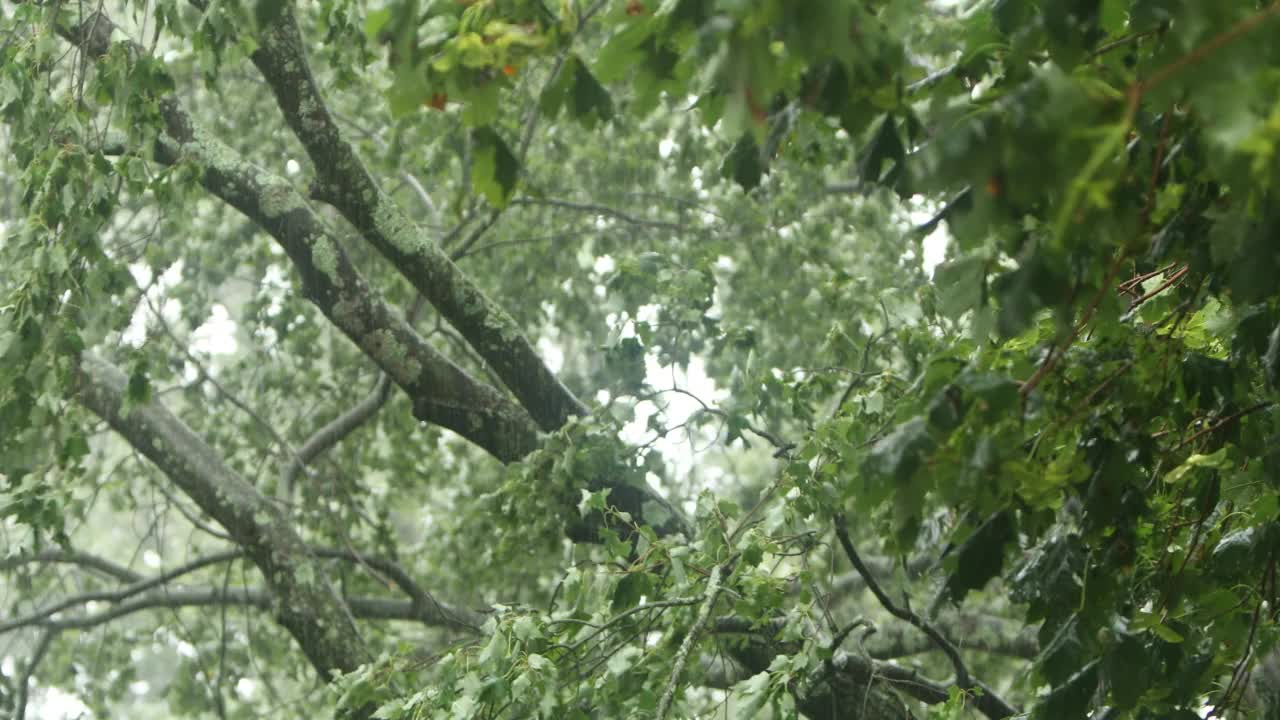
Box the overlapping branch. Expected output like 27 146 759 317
49 7 1015 720
233 1 587 432
64 11 542 464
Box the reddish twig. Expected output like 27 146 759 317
1134 3 1280 98
1126 264 1189 310
1118 262 1178 296
1021 253 1126 398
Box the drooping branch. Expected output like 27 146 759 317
233 2 587 433
72 352 368 683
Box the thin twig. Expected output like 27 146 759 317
1135 3 1280 96
1173 401 1275 451
507 198 684 232
656 564 722 720
1020 252 1126 398
1117 262 1177 295
14 629 54 720
833 516 1018 718
1124 264 1188 310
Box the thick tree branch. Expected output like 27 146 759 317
72 351 372 687
62 11 542 464
235 2 587 432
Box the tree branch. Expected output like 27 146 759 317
60 11 543 464
280 373 393 499
0 549 142 583
863 612 1037 661
71 351 370 684
230 1 588 432
507 198 685 232
14 629 54 720
834 515 1018 719
0 549 243 634
1 544 482 634
10 586 481 634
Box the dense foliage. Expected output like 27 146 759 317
2 0 1280 718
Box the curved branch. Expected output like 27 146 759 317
834 515 1018 719
281 373 394 497
309 547 481 632
0 549 141 583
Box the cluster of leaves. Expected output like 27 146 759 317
2 0 1280 718
357 0 1280 715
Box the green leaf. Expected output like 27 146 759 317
1032 660 1099 720
254 0 287 28
611 572 650 612
944 510 1016 603
720 134 764 190
857 114 905 188
865 416 934 485
604 337 647 393
124 360 152 414
470 126 519 207
1163 447 1231 485
364 8 392 40
571 61 613 126
1210 526 1266 581
933 254 987 319
1105 634 1152 709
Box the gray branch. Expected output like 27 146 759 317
61 11 543 465
234 1 588 433
14 587 481 634
72 351 370 684
1 544 481 636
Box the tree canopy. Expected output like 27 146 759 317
2 0 1280 718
